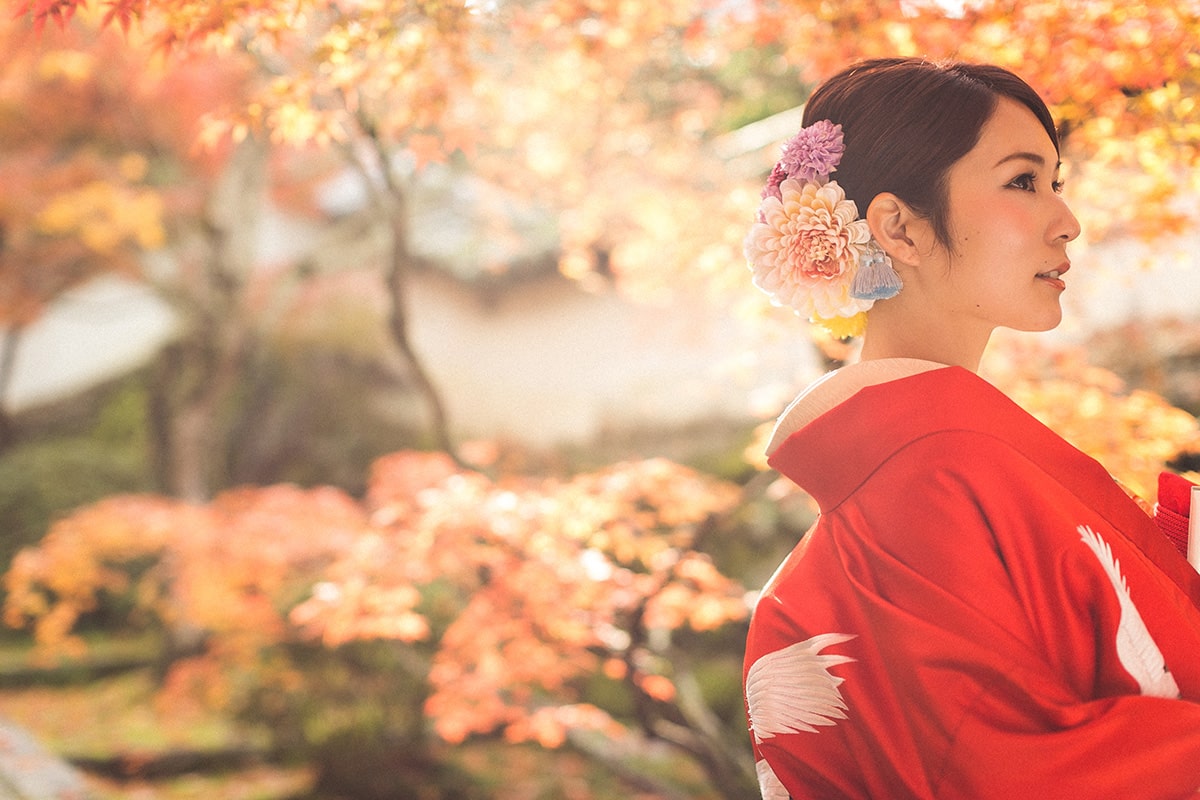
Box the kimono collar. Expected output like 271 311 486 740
765 358 946 456
768 367 1112 511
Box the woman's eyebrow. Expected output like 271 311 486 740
994 151 1061 170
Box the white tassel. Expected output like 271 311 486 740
850 242 902 301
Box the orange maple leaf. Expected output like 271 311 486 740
101 0 144 33
13 0 83 33
406 132 446 170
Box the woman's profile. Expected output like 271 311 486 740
742 57 1200 799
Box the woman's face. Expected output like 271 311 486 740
921 97 1081 335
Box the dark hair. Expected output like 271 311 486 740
802 58 1059 247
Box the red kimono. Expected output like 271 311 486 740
744 364 1200 799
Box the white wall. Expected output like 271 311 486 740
406 273 817 446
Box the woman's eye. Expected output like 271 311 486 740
1008 173 1036 191
1051 179 1065 194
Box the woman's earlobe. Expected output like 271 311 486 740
866 193 924 266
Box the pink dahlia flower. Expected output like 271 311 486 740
745 178 873 321
778 120 844 183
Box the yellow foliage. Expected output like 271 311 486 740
37 49 94 82
4 486 366 694
2 495 184 658
35 181 166 253
994 348 1200 501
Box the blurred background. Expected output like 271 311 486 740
1 1 1198 797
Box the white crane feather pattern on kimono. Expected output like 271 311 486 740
745 631 857 743
1077 524 1181 699
755 758 790 800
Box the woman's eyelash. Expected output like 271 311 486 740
1008 173 1065 193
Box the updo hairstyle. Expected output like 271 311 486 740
803 58 1060 248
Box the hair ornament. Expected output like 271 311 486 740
744 120 901 338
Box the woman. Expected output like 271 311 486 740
742 58 1200 799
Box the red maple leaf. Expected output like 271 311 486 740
101 0 145 32
13 0 84 34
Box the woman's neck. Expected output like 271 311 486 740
859 304 992 372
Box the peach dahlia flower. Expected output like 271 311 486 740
745 178 873 322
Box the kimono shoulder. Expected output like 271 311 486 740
767 366 1200 603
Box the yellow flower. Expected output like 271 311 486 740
813 312 867 340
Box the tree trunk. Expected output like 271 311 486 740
148 139 266 502
0 324 21 452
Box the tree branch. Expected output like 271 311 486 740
342 109 473 469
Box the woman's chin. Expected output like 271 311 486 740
1013 306 1064 333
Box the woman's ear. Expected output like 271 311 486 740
865 193 929 267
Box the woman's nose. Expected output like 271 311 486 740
1053 194 1082 243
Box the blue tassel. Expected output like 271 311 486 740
850 244 902 301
